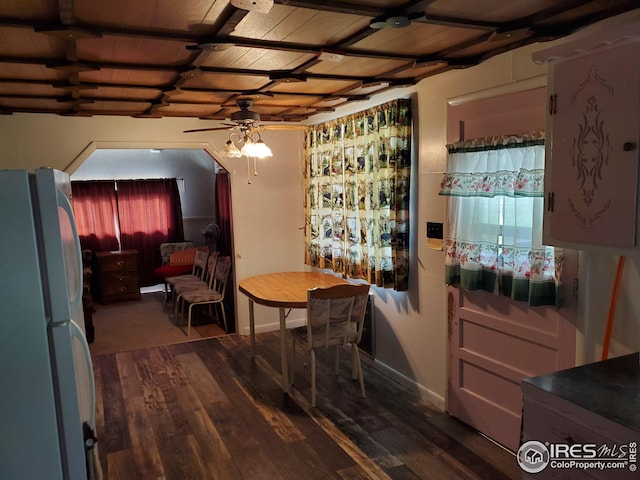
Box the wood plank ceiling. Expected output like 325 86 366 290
0 0 637 123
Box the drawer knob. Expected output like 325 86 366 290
623 142 637 152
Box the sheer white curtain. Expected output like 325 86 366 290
439 133 563 306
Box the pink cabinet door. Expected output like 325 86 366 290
545 41 639 248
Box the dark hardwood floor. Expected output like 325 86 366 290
93 331 521 479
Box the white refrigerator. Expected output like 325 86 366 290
0 168 98 479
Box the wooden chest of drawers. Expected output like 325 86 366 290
96 250 141 304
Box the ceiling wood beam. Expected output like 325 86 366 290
57 0 75 26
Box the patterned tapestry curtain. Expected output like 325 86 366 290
439 132 563 306
303 98 411 291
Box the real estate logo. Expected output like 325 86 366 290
518 440 637 475
518 441 550 473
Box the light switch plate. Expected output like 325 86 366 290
426 221 443 239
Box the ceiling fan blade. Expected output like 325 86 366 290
183 126 233 133
259 124 309 131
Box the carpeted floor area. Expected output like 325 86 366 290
88 291 227 356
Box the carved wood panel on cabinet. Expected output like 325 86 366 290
543 40 639 249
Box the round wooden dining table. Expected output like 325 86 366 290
239 271 351 392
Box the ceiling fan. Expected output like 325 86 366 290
183 98 306 182
183 98 306 134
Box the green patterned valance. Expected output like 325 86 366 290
440 132 545 198
439 168 544 197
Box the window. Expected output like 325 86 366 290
71 178 184 285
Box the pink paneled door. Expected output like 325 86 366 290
445 88 577 452
446 259 577 451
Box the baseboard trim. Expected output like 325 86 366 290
369 358 446 412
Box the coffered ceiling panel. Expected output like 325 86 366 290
0 27 65 57
0 64 67 82
231 5 371 44
0 0 636 123
269 77 360 95
73 0 228 35
351 23 482 57
79 69 176 86
82 86 160 101
0 96 67 112
199 46 314 71
305 56 409 78
0 81 64 97
0 0 58 20
425 0 555 23
184 71 270 91
78 36 193 66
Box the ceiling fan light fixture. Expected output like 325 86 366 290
251 139 273 158
220 139 243 158
240 134 272 158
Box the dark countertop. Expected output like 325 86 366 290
523 352 640 433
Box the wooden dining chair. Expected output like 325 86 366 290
289 283 370 407
172 252 219 314
178 256 232 337
166 250 211 306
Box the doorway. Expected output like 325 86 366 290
69 143 236 353
444 86 578 451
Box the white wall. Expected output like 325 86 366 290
579 253 640 362
1 10 638 410
227 129 308 332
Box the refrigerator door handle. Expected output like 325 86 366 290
69 319 96 430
